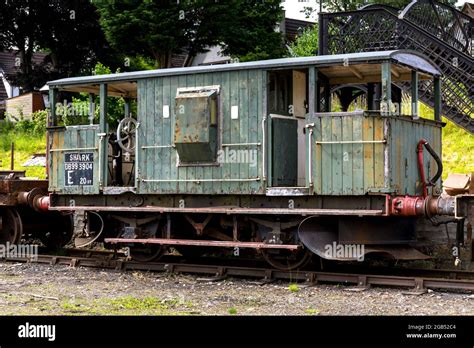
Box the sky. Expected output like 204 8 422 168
282 0 318 21
282 0 472 21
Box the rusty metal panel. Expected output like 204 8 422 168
104 237 300 250
174 89 218 163
0 179 48 206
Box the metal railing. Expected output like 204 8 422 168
319 0 473 134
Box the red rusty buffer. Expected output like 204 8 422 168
0 171 72 248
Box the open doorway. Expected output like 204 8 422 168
267 69 308 188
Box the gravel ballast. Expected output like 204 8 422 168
0 262 473 315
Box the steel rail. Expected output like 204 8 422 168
3 253 474 293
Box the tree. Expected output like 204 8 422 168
0 0 115 92
217 0 285 62
303 0 457 15
288 25 319 57
36 0 117 80
0 1 43 91
94 0 285 68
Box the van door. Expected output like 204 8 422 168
270 115 298 187
49 125 101 194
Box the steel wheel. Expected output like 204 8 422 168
117 117 137 153
39 214 74 250
261 248 312 271
0 208 23 245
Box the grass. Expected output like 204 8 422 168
417 103 473 178
0 129 47 178
304 309 320 315
288 284 300 293
440 117 474 178
59 296 195 315
228 307 238 315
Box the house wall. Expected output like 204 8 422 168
5 92 45 121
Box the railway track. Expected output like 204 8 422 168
2 249 474 293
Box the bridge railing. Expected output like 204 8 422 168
319 7 474 134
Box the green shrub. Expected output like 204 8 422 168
32 110 48 134
13 118 35 133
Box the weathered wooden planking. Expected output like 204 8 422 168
185 74 197 194
373 117 385 190
362 115 374 192
352 116 364 194
177 74 188 193
309 114 442 196
221 71 232 194
312 116 322 194
211 71 223 194
341 115 353 194
331 116 343 193
135 70 269 195
169 76 179 193
52 126 99 195
146 79 155 192
161 76 172 192
229 70 240 194
49 130 64 192
153 77 163 193
239 69 250 194
319 116 332 194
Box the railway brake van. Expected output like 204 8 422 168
46 50 474 269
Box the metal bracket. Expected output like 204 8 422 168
184 214 212 236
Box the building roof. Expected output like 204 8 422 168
191 46 231 66
0 81 7 102
462 2 474 18
0 50 49 80
284 18 316 42
160 17 316 68
48 50 441 91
